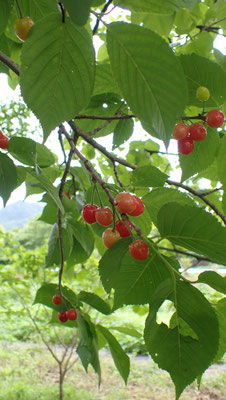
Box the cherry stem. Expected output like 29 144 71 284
91 183 96 207
15 0 23 18
95 183 104 208
58 2 66 23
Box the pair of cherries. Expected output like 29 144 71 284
52 295 77 323
82 192 149 260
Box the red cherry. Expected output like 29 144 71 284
52 295 61 305
66 309 77 321
129 240 149 260
188 123 207 141
102 228 121 248
0 130 4 138
115 192 136 214
178 137 194 155
128 196 144 216
82 204 98 224
95 207 113 226
115 219 132 237
206 110 224 128
172 123 189 140
0 136 9 150
14 17 34 41
58 311 68 323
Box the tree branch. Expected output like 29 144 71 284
158 246 211 262
0 51 20 76
74 114 135 121
166 179 226 225
92 0 113 35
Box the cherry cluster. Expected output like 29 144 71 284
82 192 149 260
173 87 225 155
0 130 9 150
52 295 77 323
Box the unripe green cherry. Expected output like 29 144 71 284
196 86 210 102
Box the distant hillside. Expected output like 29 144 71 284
0 201 43 231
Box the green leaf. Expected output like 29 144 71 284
113 118 134 149
180 54 226 108
197 271 226 295
76 313 101 384
0 153 17 206
114 0 198 13
68 218 94 256
110 326 142 338
144 280 219 399
19 0 58 22
107 22 188 143
131 12 174 37
34 282 77 311
28 169 64 214
143 187 194 226
8 137 55 167
157 203 226 265
217 136 226 186
20 13 95 138
93 63 120 96
97 325 130 384
67 238 91 266
45 223 73 267
213 298 226 363
0 0 13 35
39 203 58 225
129 210 152 237
78 291 111 315
99 238 179 307
180 127 219 182
131 165 168 187
62 0 91 26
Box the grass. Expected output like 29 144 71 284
0 342 225 400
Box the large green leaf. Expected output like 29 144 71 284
114 0 198 13
131 165 168 187
216 136 226 187
197 271 226 295
8 137 55 167
157 202 226 265
76 313 101 384
99 238 179 307
93 63 120 96
28 169 64 214
45 223 73 267
34 282 77 312
180 54 226 108
179 127 219 182
62 0 91 26
97 325 130 384
78 291 112 315
19 0 58 22
0 0 13 35
20 13 95 138
113 118 134 149
143 187 194 226
107 22 188 143
68 218 94 256
0 153 17 206
144 280 219 399
213 298 226 363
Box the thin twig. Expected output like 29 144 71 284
158 246 211 262
112 161 124 187
68 120 137 170
92 0 113 35
75 114 135 121
166 179 226 225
